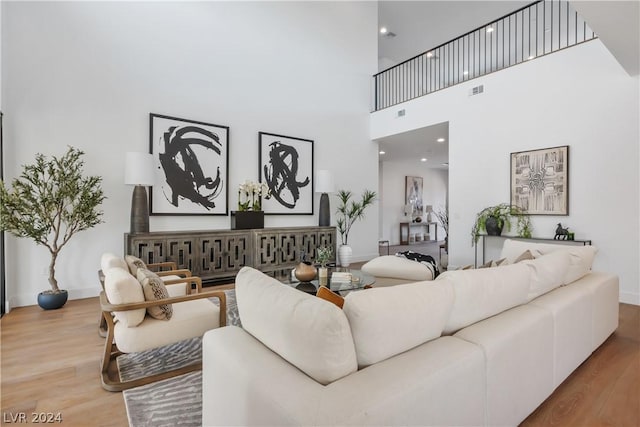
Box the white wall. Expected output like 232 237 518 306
371 40 640 305
2 1 378 308
380 161 448 244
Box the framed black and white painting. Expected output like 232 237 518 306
511 145 568 215
259 132 314 215
149 113 229 215
405 176 424 214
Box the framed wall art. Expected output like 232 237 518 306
405 176 424 214
149 113 229 215
259 132 314 215
511 145 568 215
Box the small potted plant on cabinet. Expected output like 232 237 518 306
0 147 105 309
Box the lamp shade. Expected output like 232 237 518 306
315 170 334 193
125 152 155 186
426 205 433 213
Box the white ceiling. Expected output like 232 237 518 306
377 121 449 168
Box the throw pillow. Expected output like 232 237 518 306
514 250 535 263
316 286 344 308
395 250 440 278
125 255 147 276
136 269 173 320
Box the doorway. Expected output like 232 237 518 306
376 121 449 248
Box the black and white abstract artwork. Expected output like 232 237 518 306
259 132 313 215
511 145 568 215
150 114 229 215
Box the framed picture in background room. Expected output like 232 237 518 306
149 113 229 215
259 132 314 215
510 145 569 215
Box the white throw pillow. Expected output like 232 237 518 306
235 267 357 385
101 253 128 272
343 280 454 368
521 251 571 301
500 239 597 284
438 263 530 334
361 255 434 281
103 267 146 327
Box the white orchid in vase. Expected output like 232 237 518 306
238 180 271 211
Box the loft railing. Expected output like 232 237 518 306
373 0 596 111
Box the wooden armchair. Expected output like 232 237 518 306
98 254 195 337
100 271 226 391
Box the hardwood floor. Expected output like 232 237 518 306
1 298 638 426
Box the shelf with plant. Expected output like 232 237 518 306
471 203 532 246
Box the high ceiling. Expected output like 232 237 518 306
376 1 530 168
375 1 639 167
378 1 531 70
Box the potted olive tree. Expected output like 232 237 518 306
0 147 105 309
335 189 377 267
471 203 531 246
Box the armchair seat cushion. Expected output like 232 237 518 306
114 298 221 353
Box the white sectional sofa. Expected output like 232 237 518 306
202 240 618 426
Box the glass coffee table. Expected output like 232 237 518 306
271 268 375 295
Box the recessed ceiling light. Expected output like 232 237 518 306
380 27 388 34
421 158 428 162
379 150 386 155
486 27 494 33
463 70 469 75
437 138 445 143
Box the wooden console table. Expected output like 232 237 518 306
399 222 438 245
125 226 336 283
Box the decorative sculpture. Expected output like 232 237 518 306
554 223 570 240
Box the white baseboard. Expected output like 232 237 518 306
620 292 640 305
8 286 100 310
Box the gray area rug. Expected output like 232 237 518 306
121 289 238 427
123 371 202 427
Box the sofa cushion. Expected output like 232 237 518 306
103 267 146 327
235 267 357 385
438 263 530 334
137 269 173 320
343 280 454 368
125 255 147 276
101 253 128 272
500 239 597 284
521 251 571 301
361 255 434 281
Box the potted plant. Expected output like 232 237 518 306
231 180 271 230
335 189 376 267
0 147 105 309
471 203 531 246
315 245 333 278
433 207 449 250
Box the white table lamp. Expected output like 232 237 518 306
125 152 155 234
315 170 334 227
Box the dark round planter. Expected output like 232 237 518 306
37 290 68 310
485 217 504 236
